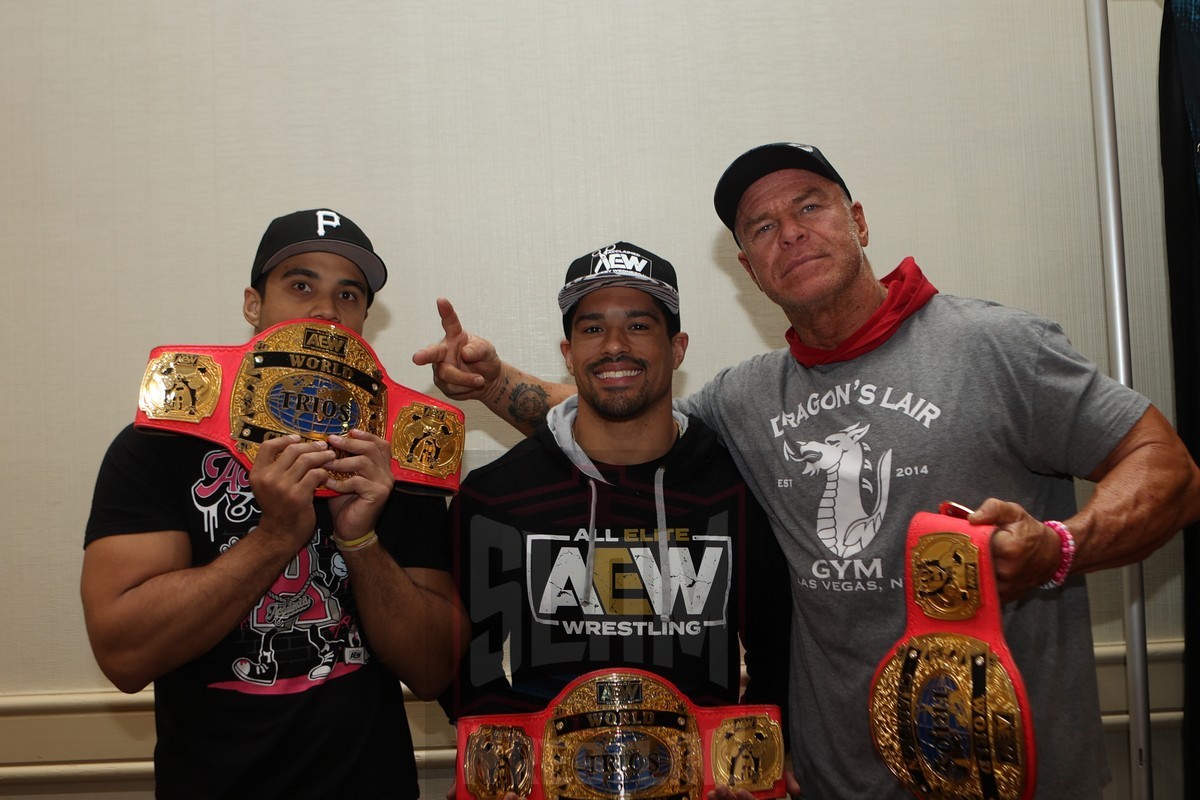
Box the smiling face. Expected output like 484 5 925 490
242 251 371 334
561 286 687 423
734 168 872 319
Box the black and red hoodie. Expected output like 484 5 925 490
439 396 792 731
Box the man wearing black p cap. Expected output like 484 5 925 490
83 209 467 799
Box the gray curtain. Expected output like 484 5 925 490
1159 2 1200 793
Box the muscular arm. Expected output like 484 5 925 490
482 364 573 436
1071 405 1200 569
323 429 468 698
81 526 318 692
412 297 574 436
976 405 1200 599
338 549 467 699
81 435 338 692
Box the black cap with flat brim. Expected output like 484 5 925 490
251 209 387 292
558 241 680 316
558 242 681 336
713 143 851 233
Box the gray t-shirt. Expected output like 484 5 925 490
680 293 1148 799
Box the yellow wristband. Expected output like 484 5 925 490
331 530 378 552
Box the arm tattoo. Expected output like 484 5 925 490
508 383 550 427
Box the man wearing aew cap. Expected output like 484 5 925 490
437 243 790 780
83 209 467 799
415 145 1200 798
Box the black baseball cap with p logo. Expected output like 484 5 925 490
251 209 388 293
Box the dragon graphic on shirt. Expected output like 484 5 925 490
784 421 892 557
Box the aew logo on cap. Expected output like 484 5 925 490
558 241 680 318
591 244 652 277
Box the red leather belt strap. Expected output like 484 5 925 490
869 507 1037 800
456 668 785 800
134 318 464 496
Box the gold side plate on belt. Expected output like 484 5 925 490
870 633 1027 800
912 532 981 621
392 402 465 479
465 724 535 800
710 715 784 792
139 353 222 422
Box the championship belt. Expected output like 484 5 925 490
457 669 785 800
868 503 1036 800
134 319 465 496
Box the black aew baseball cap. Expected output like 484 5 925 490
558 242 680 336
251 209 388 293
713 143 851 233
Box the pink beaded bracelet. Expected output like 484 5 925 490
1039 520 1076 589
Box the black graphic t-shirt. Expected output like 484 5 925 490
86 424 450 799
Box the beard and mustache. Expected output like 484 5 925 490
577 355 659 421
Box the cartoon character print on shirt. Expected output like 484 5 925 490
192 448 257 542
190 448 367 694
783 422 892 557
231 532 364 690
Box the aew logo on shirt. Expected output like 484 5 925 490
526 528 731 631
590 245 651 277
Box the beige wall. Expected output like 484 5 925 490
0 1 1185 798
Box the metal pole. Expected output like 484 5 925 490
1083 1 1153 797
